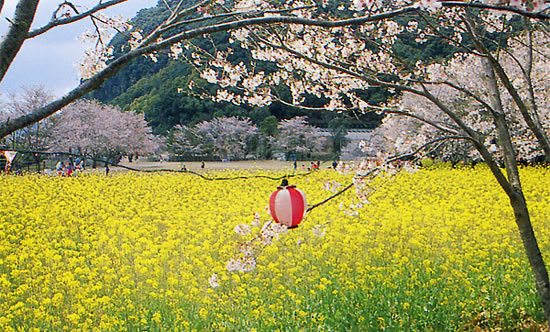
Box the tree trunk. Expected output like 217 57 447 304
0 0 38 81
509 192 550 323
481 56 550 326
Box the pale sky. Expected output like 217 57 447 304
0 0 158 99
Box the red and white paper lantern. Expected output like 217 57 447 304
269 184 307 228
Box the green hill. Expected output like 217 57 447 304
89 0 461 135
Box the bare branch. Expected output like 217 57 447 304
51 1 80 21
441 1 550 19
379 107 461 135
160 5 315 34
27 0 128 38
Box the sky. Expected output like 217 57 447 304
0 0 158 99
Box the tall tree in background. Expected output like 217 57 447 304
273 116 326 159
50 99 158 165
171 116 257 160
0 86 55 170
1 86 54 149
328 118 349 159
373 32 550 164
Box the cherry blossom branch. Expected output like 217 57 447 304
89 15 106 49
222 133 475 276
379 107 461 135
413 79 497 117
416 10 483 56
90 13 127 35
275 98 356 113
256 28 477 145
256 34 394 90
160 5 315 34
168 0 212 24
246 27 494 162
308 135 466 213
463 11 550 161
440 1 550 19
27 0 128 38
5 0 550 140
307 182 355 213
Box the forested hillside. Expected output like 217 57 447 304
89 0 457 135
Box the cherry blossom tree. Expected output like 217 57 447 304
2 0 550 139
1 86 54 149
273 116 326 157
170 116 257 160
374 32 550 165
183 0 550 323
49 99 158 165
0 86 55 170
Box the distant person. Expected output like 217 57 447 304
332 160 338 169
293 160 297 170
65 163 73 177
201 161 205 169
56 161 64 176
75 157 85 171
105 164 110 176
182 164 187 172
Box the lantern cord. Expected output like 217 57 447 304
183 169 307 181
0 147 336 181
305 138 447 213
306 165 380 212
307 182 354 213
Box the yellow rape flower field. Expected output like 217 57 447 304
1 166 550 331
